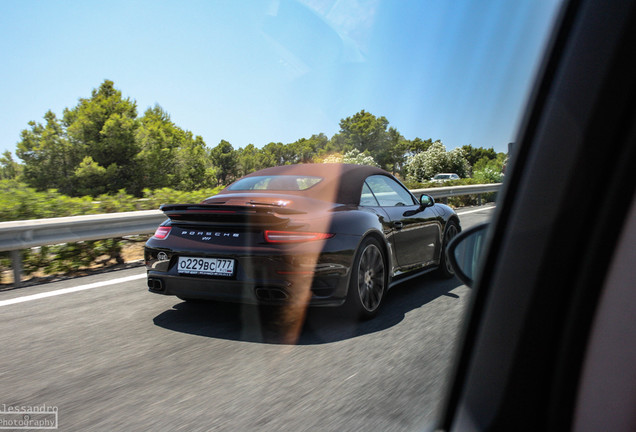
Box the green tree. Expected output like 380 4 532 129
407 137 434 155
63 80 140 194
287 134 328 164
335 111 414 172
136 105 181 189
0 151 22 180
210 140 238 185
237 144 261 177
12 80 221 196
461 145 498 167
16 110 80 193
378 127 408 174
73 156 112 196
472 152 507 183
174 134 212 190
136 105 211 191
326 133 347 155
258 141 298 167
336 110 389 156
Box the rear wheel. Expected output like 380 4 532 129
437 220 460 278
345 237 386 320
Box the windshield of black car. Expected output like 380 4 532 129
227 175 323 191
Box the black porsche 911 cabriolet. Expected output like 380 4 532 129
145 163 460 319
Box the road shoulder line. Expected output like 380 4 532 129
0 273 146 307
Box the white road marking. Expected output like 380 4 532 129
457 205 496 216
0 273 146 307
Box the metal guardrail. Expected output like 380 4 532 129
411 183 501 199
0 183 500 286
0 211 166 286
0 210 166 252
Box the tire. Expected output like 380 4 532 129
345 237 387 320
437 219 460 278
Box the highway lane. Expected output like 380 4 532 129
0 205 494 431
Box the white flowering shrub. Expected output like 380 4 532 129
405 141 469 182
320 153 344 164
342 149 379 167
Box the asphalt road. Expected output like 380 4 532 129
0 205 494 432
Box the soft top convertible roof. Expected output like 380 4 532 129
218 164 394 205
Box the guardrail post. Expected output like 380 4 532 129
478 194 482 206
10 250 22 287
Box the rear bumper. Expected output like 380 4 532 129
145 233 359 306
146 270 348 306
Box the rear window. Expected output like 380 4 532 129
227 175 323 191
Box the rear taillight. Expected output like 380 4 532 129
153 226 171 239
264 230 334 243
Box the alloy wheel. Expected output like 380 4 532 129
357 243 385 312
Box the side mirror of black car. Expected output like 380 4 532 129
446 222 490 287
419 194 435 208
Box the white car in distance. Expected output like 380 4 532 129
431 173 460 182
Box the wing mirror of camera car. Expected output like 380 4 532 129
446 222 490 287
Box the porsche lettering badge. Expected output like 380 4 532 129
180 230 240 239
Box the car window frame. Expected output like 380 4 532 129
438 0 636 430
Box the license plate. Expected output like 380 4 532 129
177 256 235 276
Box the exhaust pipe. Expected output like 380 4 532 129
255 287 289 301
148 278 164 292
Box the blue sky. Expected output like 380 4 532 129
0 0 561 157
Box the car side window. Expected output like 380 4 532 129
365 175 417 207
360 182 380 206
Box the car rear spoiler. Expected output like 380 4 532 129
159 203 305 227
